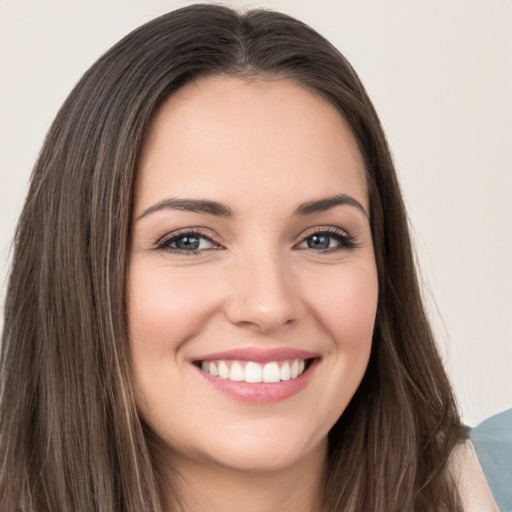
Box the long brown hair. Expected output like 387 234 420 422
0 5 466 511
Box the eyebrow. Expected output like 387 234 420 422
137 198 234 220
293 194 368 217
137 193 367 220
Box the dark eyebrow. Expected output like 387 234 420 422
294 194 368 217
137 198 234 220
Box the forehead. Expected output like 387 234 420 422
135 76 368 214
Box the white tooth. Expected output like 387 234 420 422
280 361 291 381
209 362 218 377
290 359 299 379
229 362 244 381
244 362 263 383
201 361 209 373
262 362 280 383
298 359 305 375
218 361 229 379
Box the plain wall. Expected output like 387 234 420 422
0 0 510 426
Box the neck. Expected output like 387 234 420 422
163 441 328 512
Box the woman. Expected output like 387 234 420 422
0 4 497 511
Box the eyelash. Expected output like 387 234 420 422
298 227 357 252
155 227 357 255
155 228 221 255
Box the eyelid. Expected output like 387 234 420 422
298 225 350 239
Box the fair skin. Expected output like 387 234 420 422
127 76 498 511
127 76 378 511
452 442 499 512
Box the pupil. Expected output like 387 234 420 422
308 234 329 249
176 236 200 250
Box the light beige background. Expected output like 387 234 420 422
1 0 511 426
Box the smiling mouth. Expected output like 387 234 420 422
191 349 319 402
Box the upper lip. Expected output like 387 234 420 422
191 347 319 364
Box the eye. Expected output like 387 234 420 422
156 230 220 254
297 228 356 252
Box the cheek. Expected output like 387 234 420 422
127 263 220 356
302 261 378 348
300 263 377 427
126 263 221 429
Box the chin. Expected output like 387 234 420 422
181 420 329 475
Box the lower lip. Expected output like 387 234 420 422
192 359 319 403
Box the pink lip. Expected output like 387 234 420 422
191 347 319 364
190 350 320 404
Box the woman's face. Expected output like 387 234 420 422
127 77 378 474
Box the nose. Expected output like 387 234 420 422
224 250 301 334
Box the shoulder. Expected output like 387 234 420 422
470 408 512 512
449 440 499 512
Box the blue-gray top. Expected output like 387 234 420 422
471 409 512 512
